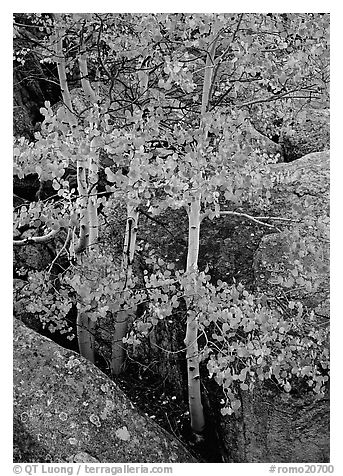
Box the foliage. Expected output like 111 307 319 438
121 253 329 415
13 13 330 422
16 271 74 336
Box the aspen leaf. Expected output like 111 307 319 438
231 399 241 410
105 167 116 182
115 426 130 441
52 181 60 190
296 276 305 285
90 136 104 149
305 281 313 292
35 165 43 176
237 348 247 358
284 277 295 288
221 407 233 416
301 366 312 376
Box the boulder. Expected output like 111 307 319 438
14 242 52 274
254 151 329 316
219 386 329 463
280 109 330 162
214 151 330 463
244 120 284 162
13 319 197 463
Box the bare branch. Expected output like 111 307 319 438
237 86 319 108
47 227 72 273
209 13 244 102
217 210 296 231
13 228 61 246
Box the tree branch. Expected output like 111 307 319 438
47 227 72 273
209 13 244 103
217 210 296 231
13 228 61 246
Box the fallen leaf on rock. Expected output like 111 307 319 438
115 426 131 441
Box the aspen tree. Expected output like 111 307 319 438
53 14 100 362
183 23 220 435
110 60 149 375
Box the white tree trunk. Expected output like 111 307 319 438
183 24 220 434
111 204 139 376
87 153 99 251
53 15 99 362
184 195 205 434
110 61 148 375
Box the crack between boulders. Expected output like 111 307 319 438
292 190 327 199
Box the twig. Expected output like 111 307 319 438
151 329 206 359
217 210 287 231
47 228 72 273
164 412 178 439
209 13 244 102
253 216 296 221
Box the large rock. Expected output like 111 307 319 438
14 242 52 274
280 109 330 162
219 386 329 463
13 319 197 463
214 151 330 463
254 151 329 316
244 120 284 162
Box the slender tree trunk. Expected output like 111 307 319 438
75 164 89 253
52 14 76 127
111 309 130 375
78 37 99 252
53 15 98 362
87 153 99 251
110 60 148 375
184 195 205 434
77 312 96 363
78 50 98 103
183 25 220 434
111 204 139 375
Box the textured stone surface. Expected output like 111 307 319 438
220 386 329 463
268 150 329 218
280 109 330 162
216 151 330 463
13 319 197 463
254 151 329 315
14 242 52 273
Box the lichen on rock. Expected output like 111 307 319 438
13 319 197 463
